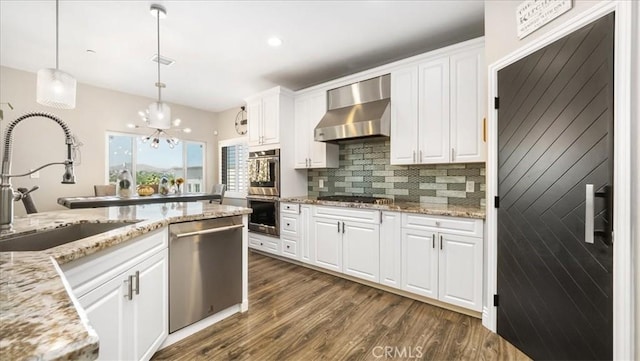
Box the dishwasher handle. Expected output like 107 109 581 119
175 224 244 238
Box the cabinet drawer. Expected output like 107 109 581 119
313 205 380 224
281 215 299 235
281 238 298 259
248 233 280 254
402 213 482 237
281 202 300 214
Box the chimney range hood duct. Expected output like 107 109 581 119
314 74 390 143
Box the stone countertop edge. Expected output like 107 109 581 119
280 196 486 219
0 203 252 361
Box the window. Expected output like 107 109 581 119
219 138 248 198
107 133 205 193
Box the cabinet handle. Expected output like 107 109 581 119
286 245 290 249
482 117 487 142
451 148 455 161
125 275 133 300
419 150 423 163
298 204 301 214
413 150 416 163
585 184 594 244
440 235 443 250
342 221 345 234
134 271 140 295
286 223 290 226
337 221 340 233
432 234 435 248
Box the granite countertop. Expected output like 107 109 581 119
57 192 222 209
0 202 251 361
280 196 486 219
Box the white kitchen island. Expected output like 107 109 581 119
0 202 251 361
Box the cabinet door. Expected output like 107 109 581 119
343 222 380 282
246 99 263 146
379 212 402 288
261 93 280 145
131 250 168 361
300 205 312 264
450 49 486 163
418 57 450 163
390 66 419 165
293 96 310 169
311 217 342 272
401 228 438 299
438 233 483 311
79 272 131 361
308 91 338 168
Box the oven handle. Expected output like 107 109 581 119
175 224 244 238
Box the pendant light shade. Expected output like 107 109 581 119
37 0 76 109
36 68 77 109
147 101 171 129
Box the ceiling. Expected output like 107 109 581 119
0 1 484 112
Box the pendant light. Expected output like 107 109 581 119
131 4 190 149
147 4 170 129
36 0 77 109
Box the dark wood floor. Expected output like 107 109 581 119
153 251 529 361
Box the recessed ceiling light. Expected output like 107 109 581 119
267 37 282 47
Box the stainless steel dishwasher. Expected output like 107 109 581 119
168 216 243 333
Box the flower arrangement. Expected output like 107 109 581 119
171 177 185 194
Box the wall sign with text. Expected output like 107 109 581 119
517 0 572 39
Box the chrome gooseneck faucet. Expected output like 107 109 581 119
1 112 76 231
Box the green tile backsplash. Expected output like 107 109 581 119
307 139 486 207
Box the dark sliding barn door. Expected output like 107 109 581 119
496 13 614 360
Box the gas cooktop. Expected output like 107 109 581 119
316 195 393 205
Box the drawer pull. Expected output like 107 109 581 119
125 275 133 300
286 245 290 249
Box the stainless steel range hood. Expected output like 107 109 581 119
314 74 390 143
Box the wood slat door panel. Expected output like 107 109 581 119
496 13 613 361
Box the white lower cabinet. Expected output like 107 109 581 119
310 217 343 272
278 204 483 313
342 222 380 283
79 250 168 361
309 206 381 282
401 213 483 312
62 227 169 361
438 233 483 311
401 228 438 298
300 205 312 263
379 211 402 288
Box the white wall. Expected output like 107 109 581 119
0 66 218 215
485 0 639 357
484 0 604 65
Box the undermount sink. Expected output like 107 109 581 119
0 222 133 252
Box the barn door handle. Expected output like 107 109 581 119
585 184 594 244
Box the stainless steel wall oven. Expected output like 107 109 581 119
246 197 279 236
248 149 280 196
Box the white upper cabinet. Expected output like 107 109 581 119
246 87 291 148
449 49 486 162
294 91 339 169
389 67 419 165
390 42 486 165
